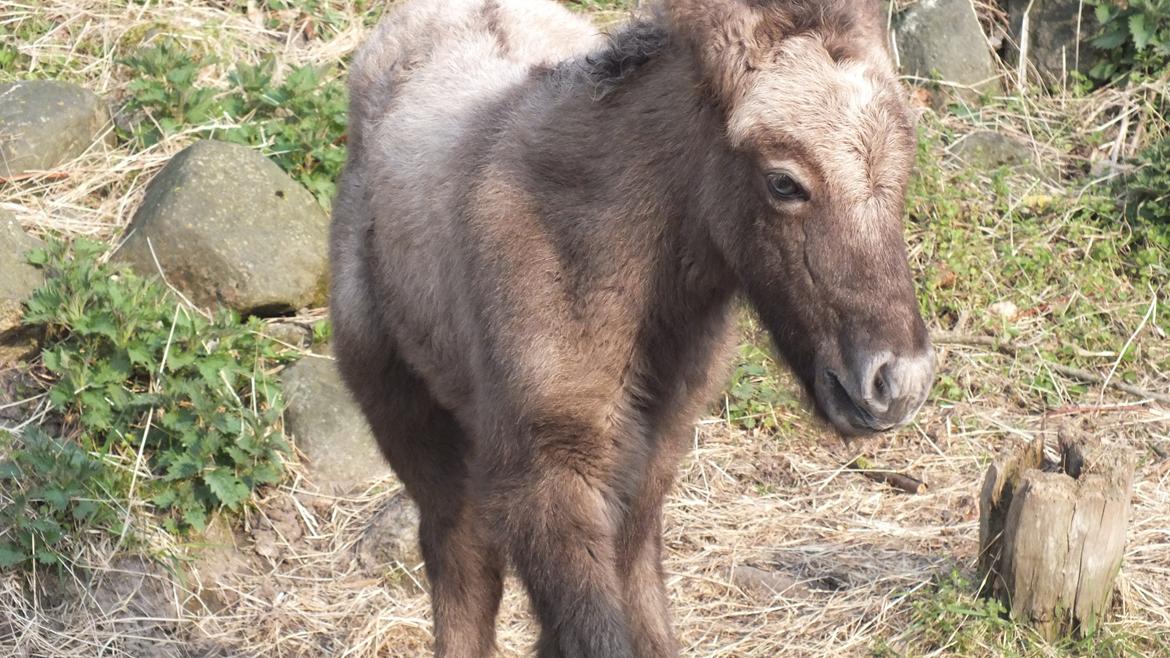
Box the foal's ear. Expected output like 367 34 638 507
667 0 894 110
665 0 764 112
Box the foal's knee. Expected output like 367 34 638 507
480 462 636 657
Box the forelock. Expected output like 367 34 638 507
727 33 914 206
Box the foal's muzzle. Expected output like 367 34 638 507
815 347 936 435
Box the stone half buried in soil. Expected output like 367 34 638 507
979 427 1135 641
0 207 44 364
280 354 392 493
949 130 1062 181
952 131 1033 170
1004 0 1097 87
0 80 114 177
115 139 329 315
37 554 190 658
893 0 1002 100
730 564 811 600
356 491 422 571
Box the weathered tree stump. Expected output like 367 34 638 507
978 428 1135 640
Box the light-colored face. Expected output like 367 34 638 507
727 34 915 227
719 34 934 436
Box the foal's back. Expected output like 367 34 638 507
331 0 602 412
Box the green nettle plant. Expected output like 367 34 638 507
13 239 291 540
0 428 121 568
1126 136 1170 262
120 40 221 146
119 40 348 205
1087 0 1170 81
724 343 790 431
1129 137 1170 224
216 57 349 204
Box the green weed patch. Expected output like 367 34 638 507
0 239 294 570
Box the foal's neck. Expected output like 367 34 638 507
535 33 736 294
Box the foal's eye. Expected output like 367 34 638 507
766 173 807 202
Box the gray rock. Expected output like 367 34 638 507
0 366 40 424
731 564 811 600
951 130 1033 169
0 208 43 364
0 80 112 177
281 355 391 491
1007 0 1095 86
91 555 183 620
116 140 329 314
0 208 42 332
894 0 1001 98
356 492 422 570
261 320 313 349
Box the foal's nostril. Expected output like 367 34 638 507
858 352 896 414
817 348 935 435
872 363 892 405
848 350 935 427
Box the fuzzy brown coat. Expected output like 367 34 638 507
329 1 934 656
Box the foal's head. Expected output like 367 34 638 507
671 0 934 435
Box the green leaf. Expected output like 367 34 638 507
34 550 61 566
126 344 154 366
1093 28 1129 50
30 517 63 545
165 349 196 372
164 453 202 481
203 469 250 510
41 488 69 512
1094 3 1111 26
25 248 48 266
152 488 178 509
0 544 27 568
42 348 63 373
1130 13 1153 50
196 355 232 387
72 500 99 522
182 504 208 531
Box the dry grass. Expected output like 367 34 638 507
5 400 1166 657
1 1 1168 657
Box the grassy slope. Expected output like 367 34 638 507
1 1 1168 656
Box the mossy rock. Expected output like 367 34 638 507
281 355 390 492
0 80 113 177
116 139 330 314
894 0 1002 100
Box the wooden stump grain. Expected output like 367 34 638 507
978 428 1135 640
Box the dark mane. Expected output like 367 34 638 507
581 20 669 97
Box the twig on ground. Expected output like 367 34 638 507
1044 402 1154 417
0 171 71 183
847 456 928 495
932 332 1170 405
1150 441 1169 461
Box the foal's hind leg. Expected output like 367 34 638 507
336 341 504 657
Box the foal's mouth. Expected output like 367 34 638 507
822 369 896 435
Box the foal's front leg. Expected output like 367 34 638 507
483 417 638 658
617 453 682 658
618 515 677 658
